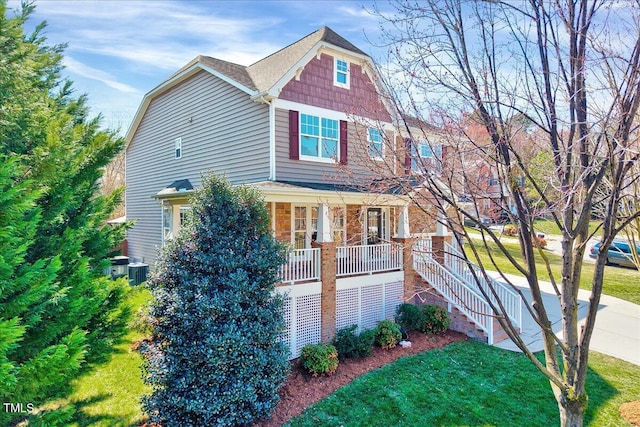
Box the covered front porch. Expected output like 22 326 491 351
255 180 414 285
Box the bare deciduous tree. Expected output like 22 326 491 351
361 1 640 426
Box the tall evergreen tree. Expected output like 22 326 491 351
143 174 290 426
0 2 129 423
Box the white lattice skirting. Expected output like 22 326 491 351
336 272 404 332
276 271 404 359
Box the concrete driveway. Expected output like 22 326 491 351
489 272 640 366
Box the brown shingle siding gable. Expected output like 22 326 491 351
159 27 369 96
246 26 368 93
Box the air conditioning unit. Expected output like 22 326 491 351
128 263 149 286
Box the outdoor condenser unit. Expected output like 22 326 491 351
128 263 149 286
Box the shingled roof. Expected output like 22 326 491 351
175 26 368 94
246 26 367 92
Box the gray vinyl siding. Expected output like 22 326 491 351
126 70 270 265
275 108 372 183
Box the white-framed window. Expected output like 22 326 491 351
179 206 190 226
418 141 442 159
488 177 500 186
162 205 173 244
300 113 339 162
174 137 182 159
334 58 350 88
331 206 346 245
368 127 384 159
410 140 442 173
293 205 318 249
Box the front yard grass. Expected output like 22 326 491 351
288 340 640 426
468 239 640 305
38 285 152 426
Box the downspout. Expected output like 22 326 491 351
254 94 276 181
269 99 276 181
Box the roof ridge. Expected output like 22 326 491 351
247 26 325 68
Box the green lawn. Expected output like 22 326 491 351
28 282 638 426
468 239 640 305
36 286 152 426
288 341 640 426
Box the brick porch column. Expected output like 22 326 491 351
393 237 417 303
312 241 337 343
430 235 452 265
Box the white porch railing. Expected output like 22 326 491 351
279 248 321 283
413 249 494 343
336 243 403 277
444 242 522 331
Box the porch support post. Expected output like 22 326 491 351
316 203 333 243
312 240 337 342
393 237 417 303
396 205 410 238
436 208 449 236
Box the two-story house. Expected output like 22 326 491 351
125 27 513 356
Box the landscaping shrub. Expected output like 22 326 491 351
395 303 424 331
420 305 451 334
300 343 339 376
534 236 548 248
356 329 376 358
333 325 376 360
142 174 289 427
374 319 402 350
504 225 518 236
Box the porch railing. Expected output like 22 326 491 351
279 248 321 283
413 249 494 343
336 243 403 277
444 242 522 331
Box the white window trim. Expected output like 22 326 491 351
174 137 182 159
334 57 350 89
299 113 340 164
291 205 319 250
362 206 390 245
368 127 384 161
162 204 173 245
331 205 347 246
418 140 442 159
179 206 191 227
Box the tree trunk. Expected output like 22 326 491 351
557 389 587 427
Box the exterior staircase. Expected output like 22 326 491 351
413 238 522 345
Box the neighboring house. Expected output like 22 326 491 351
125 27 520 357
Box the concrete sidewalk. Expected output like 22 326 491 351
488 272 640 366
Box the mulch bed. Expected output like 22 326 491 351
253 330 467 426
620 400 640 427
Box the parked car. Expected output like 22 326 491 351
589 240 640 268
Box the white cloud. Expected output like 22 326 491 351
30 1 284 70
63 56 141 94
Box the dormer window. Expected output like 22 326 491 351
334 58 350 89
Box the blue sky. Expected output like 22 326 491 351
7 0 390 135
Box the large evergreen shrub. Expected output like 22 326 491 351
0 4 129 423
142 174 290 426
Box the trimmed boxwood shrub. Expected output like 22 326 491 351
395 303 424 331
420 305 451 334
333 325 376 360
374 319 402 350
300 343 339 376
